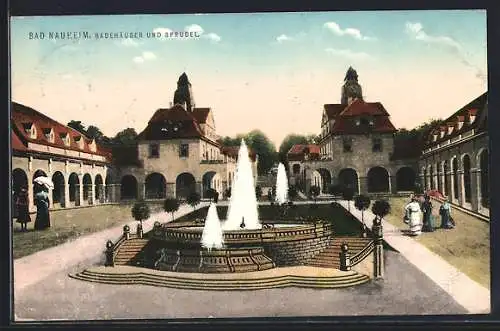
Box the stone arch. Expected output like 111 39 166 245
367 166 390 193
145 172 166 199
32 169 47 200
105 175 112 202
395 167 416 191
202 171 221 198
451 157 459 200
121 175 138 200
462 154 472 203
176 172 196 199
478 148 489 207
311 170 322 191
95 174 104 203
292 164 301 175
82 173 92 203
317 168 332 193
68 173 79 204
12 168 28 217
51 171 65 207
338 168 359 194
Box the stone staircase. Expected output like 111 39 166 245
113 238 152 267
308 237 372 269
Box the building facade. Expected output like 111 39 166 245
419 92 488 216
289 67 418 195
11 102 114 213
115 73 258 201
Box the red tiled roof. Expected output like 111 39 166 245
191 108 211 124
324 104 346 120
11 102 112 160
339 99 390 117
331 115 397 134
287 144 320 161
423 92 487 148
11 130 27 151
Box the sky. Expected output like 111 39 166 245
10 10 487 149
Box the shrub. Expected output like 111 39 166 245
205 188 217 202
131 200 151 226
342 186 355 211
164 197 180 220
354 195 371 236
288 185 298 201
187 191 201 210
372 199 391 221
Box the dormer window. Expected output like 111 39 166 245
440 130 445 139
432 134 438 142
42 128 54 143
355 120 360 126
22 122 37 139
74 135 84 149
59 133 70 146
456 116 464 130
468 110 477 124
89 139 97 152
447 125 454 135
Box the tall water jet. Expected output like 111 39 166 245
201 203 224 250
223 139 260 230
275 163 289 205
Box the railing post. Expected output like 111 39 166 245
105 240 114 267
153 221 161 237
137 222 143 239
372 216 384 279
339 241 350 271
123 225 130 240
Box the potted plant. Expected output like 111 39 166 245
163 197 180 221
255 185 263 201
131 200 150 238
372 199 391 223
187 191 201 211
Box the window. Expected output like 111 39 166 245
372 138 383 152
343 138 352 153
292 164 301 174
149 143 159 158
179 143 189 158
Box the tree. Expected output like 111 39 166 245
187 192 201 211
131 200 151 227
67 120 86 134
288 185 298 201
205 188 217 202
245 130 278 175
113 128 138 146
255 185 263 200
164 198 180 220
309 185 320 203
86 125 105 142
354 195 371 237
342 186 355 211
372 200 391 223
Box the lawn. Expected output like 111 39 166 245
385 197 490 289
174 203 364 236
12 202 165 259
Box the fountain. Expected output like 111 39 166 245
201 203 224 251
223 139 260 230
275 163 288 205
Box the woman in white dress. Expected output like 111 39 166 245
404 197 423 236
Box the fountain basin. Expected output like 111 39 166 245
149 220 333 272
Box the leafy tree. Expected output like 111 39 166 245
131 200 151 227
163 197 180 220
113 128 138 146
86 125 105 142
255 185 263 200
205 188 217 202
67 120 86 134
372 200 391 222
354 195 371 237
342 186 355 211
187 191 201 210
309 185 320 203
288 185 298 201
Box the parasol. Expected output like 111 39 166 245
33 176 54 190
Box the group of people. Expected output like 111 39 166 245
14 182 51 231
404 194 455 236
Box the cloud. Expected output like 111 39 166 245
185 24 204 34
325 48 373 61
405 21 486 83
275 32 307 44
121 38 140 47
277 34 292 43
203 32 221 43
133 51 157 64
324 22 375 41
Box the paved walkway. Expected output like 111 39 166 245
14 202 209 294
337 199 490 314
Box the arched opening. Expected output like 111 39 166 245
52 171 65 207
395 167 416 191
292 164 301 175
105 175 111 202
202 171 217 198
443 161 449 196
317 168 331 193
176 172 196 199
463 154 472 203
12 168 28 218
120 175 138 200
479 149 489 207
95 174 104 203
32 169 47 200
68 173 80 205
82 174 92 204
311 170 322 191
452 158 459 200
338 168 359 194
145 173 166 199
367 167 389 193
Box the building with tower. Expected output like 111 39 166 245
114 73 258 201
288 67 419 195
